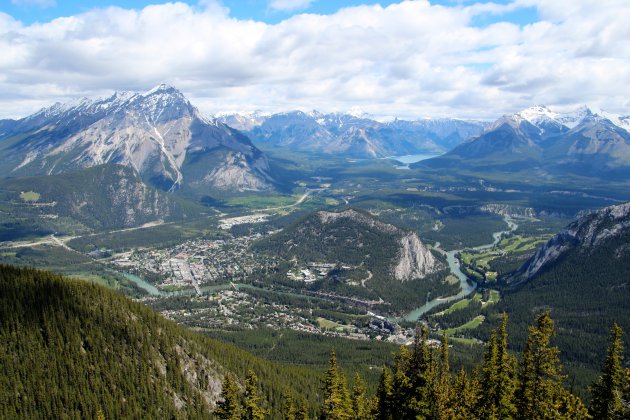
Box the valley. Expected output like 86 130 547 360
1 87 629 414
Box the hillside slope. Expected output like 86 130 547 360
0 265 322 418
479 202 630 379
0 164 202 240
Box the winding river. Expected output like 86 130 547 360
401 216 518 321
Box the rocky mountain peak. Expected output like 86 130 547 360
516 202 630 281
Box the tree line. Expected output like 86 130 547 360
218 313 629 419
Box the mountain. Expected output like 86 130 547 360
254 209 454 312
0 85 274 193
0 264 322 418
419 105 630 178
0 164 200 239
479 202 630 379
512 202 630 283
218 111 487 158
260 208 441 281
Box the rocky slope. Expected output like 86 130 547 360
0 85 273 192
512 201 630 282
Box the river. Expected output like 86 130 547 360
401 216 518 321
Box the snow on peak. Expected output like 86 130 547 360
516 105 559 126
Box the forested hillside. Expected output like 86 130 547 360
0 265 322 418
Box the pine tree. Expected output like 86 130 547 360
351 373 371 419
480 314 516 419
480 330 499 419
515 311 584 419
296 399 310 420
408 325 435 418
321 350 351 419
282 389 296 420
591 323 625 419
216 373 241 420
433 333 452 420
376 366 394 420
242 370 267 420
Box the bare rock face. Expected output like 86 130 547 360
516 201 630 281
201 152 272 192
394 233 440 281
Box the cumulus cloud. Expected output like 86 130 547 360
0 0 628 120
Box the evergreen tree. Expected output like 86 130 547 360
480 330 499 419
321 350 351 419
450 368 481 419
216 373 241 420
376 366 394 420
591 323 625 419
242 370 267 420
480 314 516 419
515 311 586 419
351 373 371 419
408 325 435 418
433 333 452 420
296 399 310 420
282 389 296 420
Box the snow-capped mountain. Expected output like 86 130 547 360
0 85 274 192
217 111 488 158
420 105 630 179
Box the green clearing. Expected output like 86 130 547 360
444 315 485 335
486 289 500 305
438 293 482 316
316 317 352 331
19 191 40 202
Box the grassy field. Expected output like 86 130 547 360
444 315 485 335
436 293 482 316
316 317 352 331
19 191 40 202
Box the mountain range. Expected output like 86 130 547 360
0 85 274 193
418 105 630 179
218 111 488 158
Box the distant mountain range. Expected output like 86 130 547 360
218 111 488 159
0 85 274 193
418 105 630 179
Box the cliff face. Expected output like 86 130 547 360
394 233 440 281
513 202 630 282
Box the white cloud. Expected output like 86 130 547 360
268 0 314 12
0 0 628 120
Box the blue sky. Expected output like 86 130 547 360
0 0 628 120
4 0 538 26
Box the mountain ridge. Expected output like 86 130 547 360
0 85 274 193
